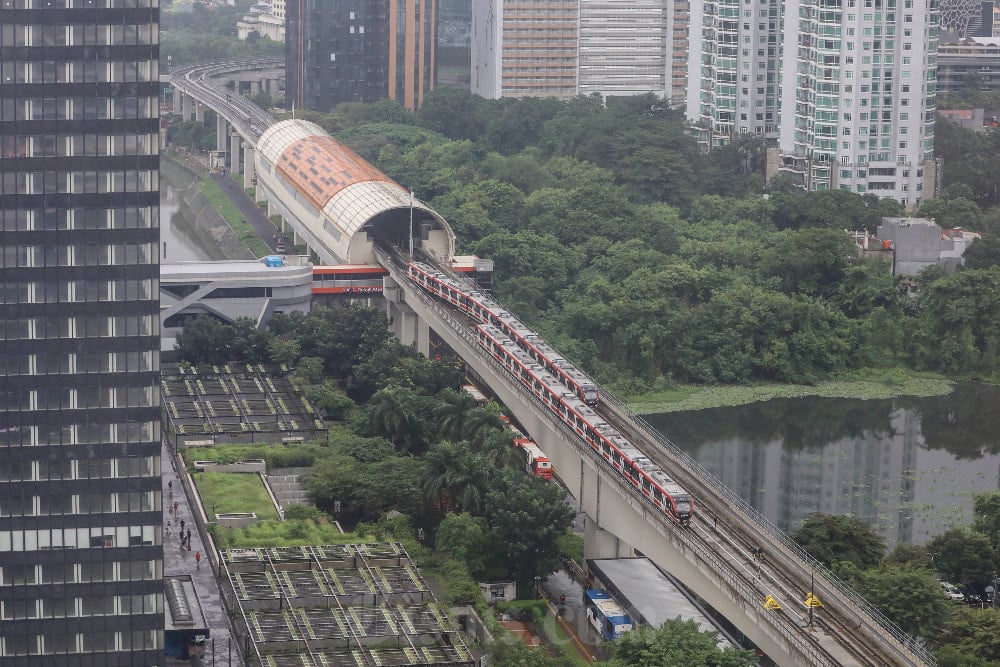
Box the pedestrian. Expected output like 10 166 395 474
195 551 201 568
173 501 178 515
168 480 173 493
186 529 192 545
180 519 185 533
180 541 187 554
166 521 172 537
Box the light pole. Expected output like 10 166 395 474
408 190 415 257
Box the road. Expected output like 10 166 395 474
209 170 287 254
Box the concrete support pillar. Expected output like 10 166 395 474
172 88 182 114
230 132 241 173
584 515 634 562
216 115 227 154
250 79 261 96
195 102 204 123
415 319 430 358
244 146 256 191
180 93 193 121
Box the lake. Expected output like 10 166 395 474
644 383 1000 545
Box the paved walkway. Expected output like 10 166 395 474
163 441 244 666
210 170 287 254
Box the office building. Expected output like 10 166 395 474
0 0 163 664
471 0 579 98
688 0 940 206
938 36 1000 93
285 0 435 112
472 0 690 102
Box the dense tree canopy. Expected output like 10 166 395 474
594 618 757 667
791 514 886 570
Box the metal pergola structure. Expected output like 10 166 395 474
219 544 475 667
161 363 327 446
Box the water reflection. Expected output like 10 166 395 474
645 384 1000 546
160 159 227 262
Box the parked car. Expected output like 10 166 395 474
275 243 286 253
940 582 965 602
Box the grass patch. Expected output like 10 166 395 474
181 442 326 469
555 531 583 568
194 471 280 520
625 369 953 414
198 178 271 257
213 518 361 550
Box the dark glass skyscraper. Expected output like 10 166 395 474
0 0 163 663
286 0 436 112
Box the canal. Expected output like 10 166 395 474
645 383 1000 546
160 158 228 263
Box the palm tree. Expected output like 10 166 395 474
420 442 494 515
475 429 521 469
434 388 479 441
463 404 504 449
364 386 422 452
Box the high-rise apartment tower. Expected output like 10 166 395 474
688 0 939 205
0 0 163 663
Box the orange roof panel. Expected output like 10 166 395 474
274 135 396 211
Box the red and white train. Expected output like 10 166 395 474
473 323 693 525
514 436 553 480
407 262 599 406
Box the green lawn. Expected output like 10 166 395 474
194 471 280 520
625 369 953 414
198 178 271 258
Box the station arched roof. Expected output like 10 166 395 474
256 120 455 262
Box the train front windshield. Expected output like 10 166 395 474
676 497 692 516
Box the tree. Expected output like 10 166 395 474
174 315 233 364
860 563 952 638
758 228 858 296
268 338 301 367
936 608 1000 667
434 388 480 441
227 317 270 362
307 382 355 421
360 386 425 453
962 237 1000 270
791 514 885 570
483 470 574 582
435 512 490 576
295 356 325 384
420 442 494 515
594 618 757 667
973 491 1000 548
927 529 997 585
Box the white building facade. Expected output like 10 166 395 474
689 0 940 206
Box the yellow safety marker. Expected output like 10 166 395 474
805 593 823 608
764 595 781 610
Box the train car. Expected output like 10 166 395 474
475 323 694 526
461 383 488 406
585 590 634 641
312 264 387 295
514 437 552 480
406 262 599 406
